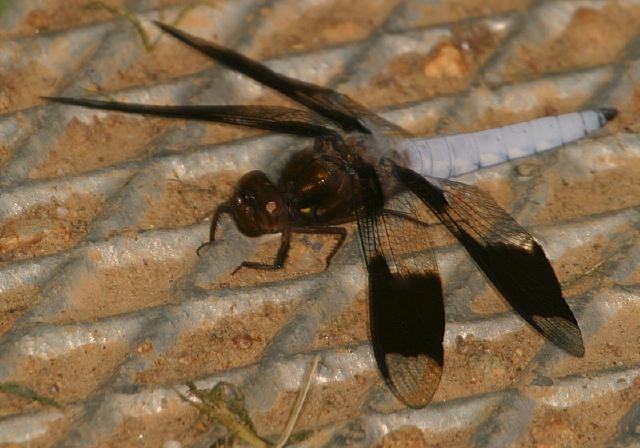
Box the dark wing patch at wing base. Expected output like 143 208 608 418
353 161 445 408
395 164 584 357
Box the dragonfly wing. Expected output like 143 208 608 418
43 97 339 137
353 161 444 408
395 164 584 356
154 22 403 135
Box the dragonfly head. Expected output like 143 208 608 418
229 170 290 236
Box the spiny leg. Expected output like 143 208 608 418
231 229 291 275
197 204 232 256
230 225 347 275
291 226 347 270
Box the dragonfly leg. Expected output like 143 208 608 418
197 204 232 256
231 230 291 275
292 226 347 270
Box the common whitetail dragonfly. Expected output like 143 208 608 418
45 22 616 409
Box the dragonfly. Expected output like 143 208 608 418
44 22 616 409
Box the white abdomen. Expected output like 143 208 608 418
400 109 614 178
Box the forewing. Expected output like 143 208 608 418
154 22 403 135
43 97 339 137
353 161 444 408
395 165 585 356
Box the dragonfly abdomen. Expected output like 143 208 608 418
402 109 616 178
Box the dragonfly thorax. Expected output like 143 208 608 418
278 147 355 226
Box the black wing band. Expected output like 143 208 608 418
395 165 585 357
43 96 339 138
353 160 445 408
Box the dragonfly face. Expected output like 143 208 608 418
43 21 617 409
228 170 290 237
227 140 356 238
